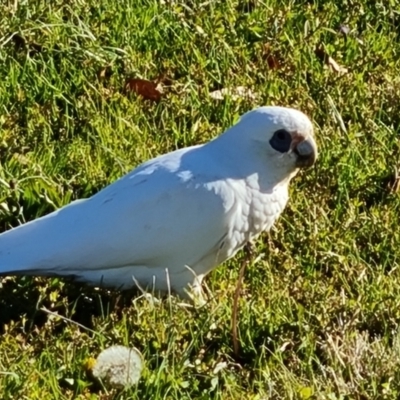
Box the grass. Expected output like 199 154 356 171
0 0 400 398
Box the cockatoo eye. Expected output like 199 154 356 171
269 129 292 153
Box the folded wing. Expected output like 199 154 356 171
0 151 235 282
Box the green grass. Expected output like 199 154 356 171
0 0 400 398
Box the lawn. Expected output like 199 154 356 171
1 0 400 398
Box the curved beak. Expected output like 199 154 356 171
293 136 318 168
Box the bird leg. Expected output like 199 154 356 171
232 242 254 358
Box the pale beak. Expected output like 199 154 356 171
293 137 318 168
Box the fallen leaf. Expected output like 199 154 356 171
315 46 348 74
124 78 163 102
209 86 258 101
263 43 281 70
327 56 348 74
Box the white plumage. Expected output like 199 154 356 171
0 106 317 297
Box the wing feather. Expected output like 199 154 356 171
0 148 236 276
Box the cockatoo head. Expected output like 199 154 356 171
209 106 318 184
239 106 317 170
212 106 317 186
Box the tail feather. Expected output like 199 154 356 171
0 199 88 276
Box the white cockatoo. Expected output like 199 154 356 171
0 106 317 298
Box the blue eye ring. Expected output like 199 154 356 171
269 129 292 153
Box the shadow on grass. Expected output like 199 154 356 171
0 277 138 334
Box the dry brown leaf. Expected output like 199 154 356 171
327 56 348 74
315 46 348 74
263 43 281 70
125 78 163 102
209 86 258 101
266 54 281 70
